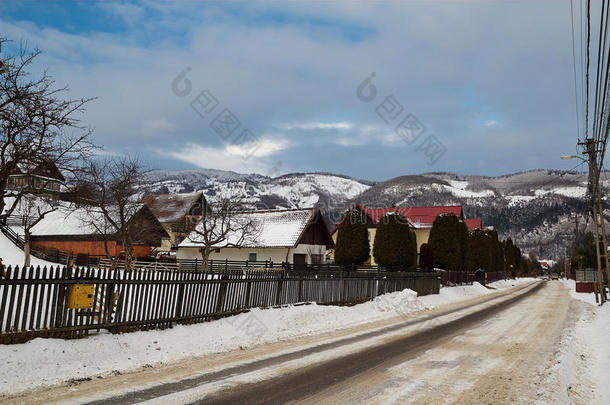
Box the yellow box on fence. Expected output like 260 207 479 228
68 284 95 309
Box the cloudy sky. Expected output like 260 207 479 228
1 1 584 180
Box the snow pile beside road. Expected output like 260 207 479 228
369 288 427 313
417 278 535 309
488 277 537 290
550 279 610 404
418 282 492 308
586 304 610 403
561 278 598 305
0 278 532 396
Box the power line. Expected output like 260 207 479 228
585 0 591 138
581 0 587 137
571 0 582 141
592 0 607 143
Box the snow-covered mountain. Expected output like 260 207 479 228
142 168 603 259
142 169 372 213
348 170 605 259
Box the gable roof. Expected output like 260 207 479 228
331 204 464 234
179 208 325 249
25 201 168 243
12 160 65 182
142 192 205 224
464 218 482 231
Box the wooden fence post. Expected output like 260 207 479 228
215 274 228 313
298 274 303 302
245 276 252 307
176 279 185 318
54 267 68 329
275 272 284 306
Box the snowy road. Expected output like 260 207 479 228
6 279 585 405
189 281 567 405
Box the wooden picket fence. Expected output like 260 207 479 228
0 265 440 344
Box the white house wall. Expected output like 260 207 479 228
176 243 327 264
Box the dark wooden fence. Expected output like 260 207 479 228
485 271 508 283
438 270 474 286
0 265 440 344
438 270 508 286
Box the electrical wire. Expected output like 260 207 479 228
571 0 582 141
592 0 606 141
586 0 591 139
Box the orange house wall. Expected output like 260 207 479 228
31 240 151 258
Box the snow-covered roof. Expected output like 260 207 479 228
29 205 101 236
142 192 204 224
12 160 65 182
179 208 317 249
2 196 145 237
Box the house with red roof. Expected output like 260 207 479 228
464 218 483 231
331 204 481 265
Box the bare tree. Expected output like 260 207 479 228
13 194 59 267
0 37 95 220
186 198 259 271
78 156 160 270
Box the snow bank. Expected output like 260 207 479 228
561 278 599 305
584 303 610 404
488 277 537 290
0 278 531 396
553 279 610 404
0 231 55 268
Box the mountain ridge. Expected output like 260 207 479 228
141 168 604 260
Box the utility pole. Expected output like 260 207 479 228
565 213 580 278
580 138 609 303
570 213 580 234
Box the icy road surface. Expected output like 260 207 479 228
5 280 597 404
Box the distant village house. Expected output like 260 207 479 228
142 192 207 251
177 208 334 266
27 204 168 261
331 204 483 265
7 160 64 193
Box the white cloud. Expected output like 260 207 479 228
158 138 287 174
225 138 287 158
481 120 500 127
1 1 579 178
278 121 354 131
143 119 176 133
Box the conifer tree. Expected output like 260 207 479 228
455 220 469 271
485 228 502 271
373 212 416 268
419 242 434 270
428 213 461 270
408 229 418 270
467 228 492 271
335 208 370 265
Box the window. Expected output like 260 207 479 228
248 253 257 262
311 254 323 264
